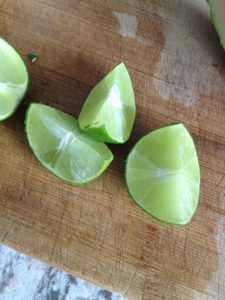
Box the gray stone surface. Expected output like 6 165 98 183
0 244 127 300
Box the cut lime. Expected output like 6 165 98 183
125 123 200 225
26 103 113 184
78 62 136 144
0 37 28 120
208 0 225 50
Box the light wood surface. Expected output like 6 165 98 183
1 0 225 299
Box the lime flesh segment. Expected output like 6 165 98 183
26 104 113 184
208 0 225 49
78 62 136 144
126 123 200 225
0 38 28 120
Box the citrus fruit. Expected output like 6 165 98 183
26 103 113 184
125 123 200 225
0 37 28 120
208 0 225 50
78 62 135 144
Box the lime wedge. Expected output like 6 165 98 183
78 62 136 144
0 37 28 120
26 103 113 184
125 123 200 225
208 0 225 50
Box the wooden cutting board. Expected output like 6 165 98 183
1 0 225 299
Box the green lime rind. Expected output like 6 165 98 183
207 0 225 51
125 123 200 225
0 37 29 121
78 62 136 144
80 125 113 144
25 103 113 185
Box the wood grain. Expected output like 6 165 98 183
1 0 225 299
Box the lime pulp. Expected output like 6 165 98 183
126 123 200 225
26 103 113 184
0 37 28 120
78 62 136 144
